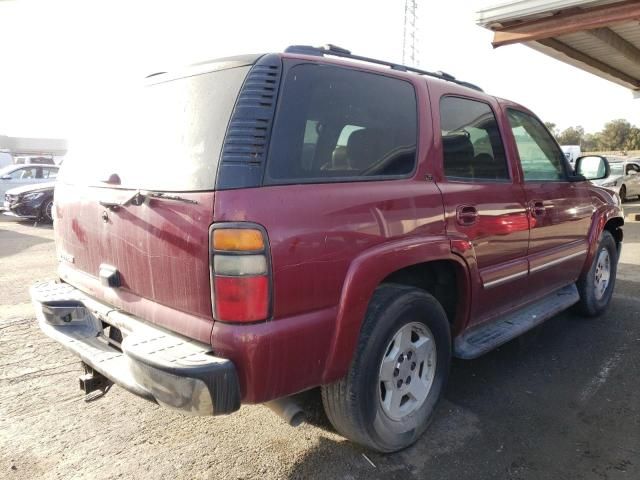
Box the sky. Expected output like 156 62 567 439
0 0 638 140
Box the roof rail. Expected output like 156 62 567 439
284 44 484 92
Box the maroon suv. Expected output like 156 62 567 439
32 45 623 452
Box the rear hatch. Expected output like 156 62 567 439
54 57 257 343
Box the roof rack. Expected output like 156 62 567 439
284 44 484 92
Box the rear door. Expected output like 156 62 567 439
434 94 530 326
505 108 592 295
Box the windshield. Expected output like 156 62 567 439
59 65 250 191
0 165 17 176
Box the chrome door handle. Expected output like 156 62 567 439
456 205 478 226
530 200 545 217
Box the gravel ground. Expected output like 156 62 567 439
1 209 640 480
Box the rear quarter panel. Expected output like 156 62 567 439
211 179 449 401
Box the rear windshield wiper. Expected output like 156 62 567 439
146 192 198 204
99 190 145 210
98 190 198 210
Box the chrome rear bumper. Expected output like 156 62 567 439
31 280 240 415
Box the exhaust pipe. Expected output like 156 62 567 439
265 397 305 427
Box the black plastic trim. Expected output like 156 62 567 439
216 54 283 190
125 346 241 414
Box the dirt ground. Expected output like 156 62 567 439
2 210 640 480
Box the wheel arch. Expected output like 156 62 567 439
582 209 624 276
321 236 471 384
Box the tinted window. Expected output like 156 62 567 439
507 109 566 181
440 96 509 180
266 64 417 182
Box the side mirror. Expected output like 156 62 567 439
628 170 638 176
575 155 610 181
1 175 11 180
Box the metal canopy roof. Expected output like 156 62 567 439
476 0 640 97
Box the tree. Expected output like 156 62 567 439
624 127 640 151
544 121 559 137
582 133 602 152
557 126 584 146
600 119 632 150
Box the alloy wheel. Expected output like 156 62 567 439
378 322 436 421
594 248 611 300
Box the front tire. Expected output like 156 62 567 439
321 284 451 452
575 231 617 316
41 200 53 223
619 185 627 203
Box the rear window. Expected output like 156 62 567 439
265 64 417 183
60 65 251 191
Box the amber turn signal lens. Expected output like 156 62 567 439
213 229 264 251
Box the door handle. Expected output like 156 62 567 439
456 205 478 226
530 200 546 217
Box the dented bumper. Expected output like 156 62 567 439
31 280 240 415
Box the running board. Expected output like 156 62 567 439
454 284 580 359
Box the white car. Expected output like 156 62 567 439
591 157 640 202
0 164 59 199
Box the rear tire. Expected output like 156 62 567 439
575 231 617 317
321 284 451 452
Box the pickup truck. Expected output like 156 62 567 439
31 45 623 453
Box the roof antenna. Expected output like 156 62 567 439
402 0 419 67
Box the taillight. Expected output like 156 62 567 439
210 225 271 323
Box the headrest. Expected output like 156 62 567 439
442 132 474 158
347 129 383 170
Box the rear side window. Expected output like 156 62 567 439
626 163 639 175
440 96 509 180
43 167 58 179
507 109 566 181
266 64 417 183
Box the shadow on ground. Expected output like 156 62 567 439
285 293 640 479
0 224 52 258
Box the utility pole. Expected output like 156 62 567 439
402 0 419 67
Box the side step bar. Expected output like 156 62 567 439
454 284 580 359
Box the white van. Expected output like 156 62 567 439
561 145 581 167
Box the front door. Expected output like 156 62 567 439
505 108 592 298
